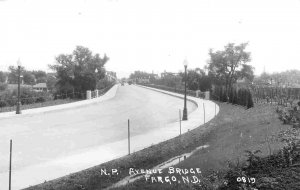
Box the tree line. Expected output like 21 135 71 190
254 70 300 87
130 42 255 108
0 69 49 85
0 46 113 108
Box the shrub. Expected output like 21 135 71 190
233 90 238 104
21 96 36 105
247 90 254 109
6 97 17 106
0 83 8 91
0 100 7 108
0 87 54 107
211 85 254 108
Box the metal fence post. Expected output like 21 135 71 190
9 139 12 190
203 103 206 124
128 119 130 155
179 109 182 135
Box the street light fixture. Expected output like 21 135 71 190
16 58 22 114
182 57 188 121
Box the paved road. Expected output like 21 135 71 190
0 85 196 189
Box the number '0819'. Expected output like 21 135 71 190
236 177 255 184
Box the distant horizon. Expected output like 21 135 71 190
0 64 299 79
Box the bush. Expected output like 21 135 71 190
17 88 37 105
211 85 254 108
247 91 254 109
6 98 17 107
21 96 36 105
0 87 54 107
0 83 7 91
0 100 7 108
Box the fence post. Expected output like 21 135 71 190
179 109 181 135
9 139 12 190
203 103 206 124
215 103 216 116
205 91 210 100
128 119 130 155
86 90 91 99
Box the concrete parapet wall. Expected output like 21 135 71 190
0 85 119 119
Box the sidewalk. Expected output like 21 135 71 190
0 85 119 119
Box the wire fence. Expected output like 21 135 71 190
251 86 300 108
248 85 300 127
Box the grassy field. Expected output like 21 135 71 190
24 102 293 190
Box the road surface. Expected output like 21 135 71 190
0 85 196 189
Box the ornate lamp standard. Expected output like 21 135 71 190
16 58 22 114
196 69 202 91
182 58 188 121
95 68 98 90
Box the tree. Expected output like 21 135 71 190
254 69 300 87
23 71 36 85
32 70 47 83
179 68 202 91
207 42 252 98
129 71 151 80
49 46 109 96
0 71 6 83
237 64 254 82
7 66 25 84
178 68 212 91
46 75 57 92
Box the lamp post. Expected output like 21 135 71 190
95 68 98 90
182 58 188 121
16 58 22 114
196 69 202 91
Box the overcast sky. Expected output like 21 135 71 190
0 0 300 78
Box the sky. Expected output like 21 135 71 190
0 0 300 78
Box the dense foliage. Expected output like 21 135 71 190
130 68 212 92
207 43 253 97
5 65 49 85
0 71 7 83
254 70 300 87
211 86 254 108
0 82 7 91
0 87 53 108
178 68 212 91
130 42 255 107
49 46 109 97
